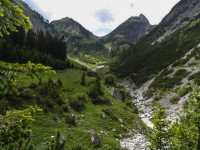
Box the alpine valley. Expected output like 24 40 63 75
1 0 200 149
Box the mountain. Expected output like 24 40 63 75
11 0 156 66
106 14 155 43
50 17 95 41
102 14 155 56
10 0 57 35
153 0 200 41
110 0 200 85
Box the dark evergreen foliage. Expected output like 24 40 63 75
0 27 69 70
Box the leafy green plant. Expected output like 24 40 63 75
0 0 32 36
0 106 42 149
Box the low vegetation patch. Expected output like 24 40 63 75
146 69 189 98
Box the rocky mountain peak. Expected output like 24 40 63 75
138 14 149 23
128 14 150 24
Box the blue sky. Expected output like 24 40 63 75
22 0 180 37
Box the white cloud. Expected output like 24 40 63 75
22 0 180 36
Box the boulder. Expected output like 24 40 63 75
90 129 100 146
112 88 123 100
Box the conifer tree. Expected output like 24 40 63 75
146 104 171 150
81 73 86 86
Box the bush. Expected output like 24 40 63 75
62 104 69 112
103 108 117 120
81 73 86 86
177 87 192 97
194 78 200 85
87 71 97 77
91 96 110 104
153 95 161 102
104 74 116 86
64 114 76 125
88 77 104 99
188 71 200 80
124 99 138 114
69 94 87 111
170 95 180 104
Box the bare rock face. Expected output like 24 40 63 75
112 88 123 100
154 0 200 38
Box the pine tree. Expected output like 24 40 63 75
26 29 36 50
81 73 86 86
146 104 171 150
37 29 46 52
171 87 200 149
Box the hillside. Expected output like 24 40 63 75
3 0 200 149
10 0 57 35
110 0 200 85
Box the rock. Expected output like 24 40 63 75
90 129 100 146
102 115 106 119
119 118 123 123
112 88 123 100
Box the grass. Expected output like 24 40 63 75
104 43 111 50
13 69 146 149
79 53 106 68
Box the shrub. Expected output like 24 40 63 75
65 114 76 125
194 78 200 85
104 74 116 86
57 79 63 87
91 96 110 104
177 87 192 97
103 108 117 120
62 104 69 112
170 95 180 104
124 99 138 114
69 94 87 110
87 71 97 77
81 73 86 86
188 71 200 80
153 95 161 102
88 77 104 99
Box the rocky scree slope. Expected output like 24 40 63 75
119 43 200 150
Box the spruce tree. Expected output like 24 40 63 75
146 104 171 150
81 73 86 86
